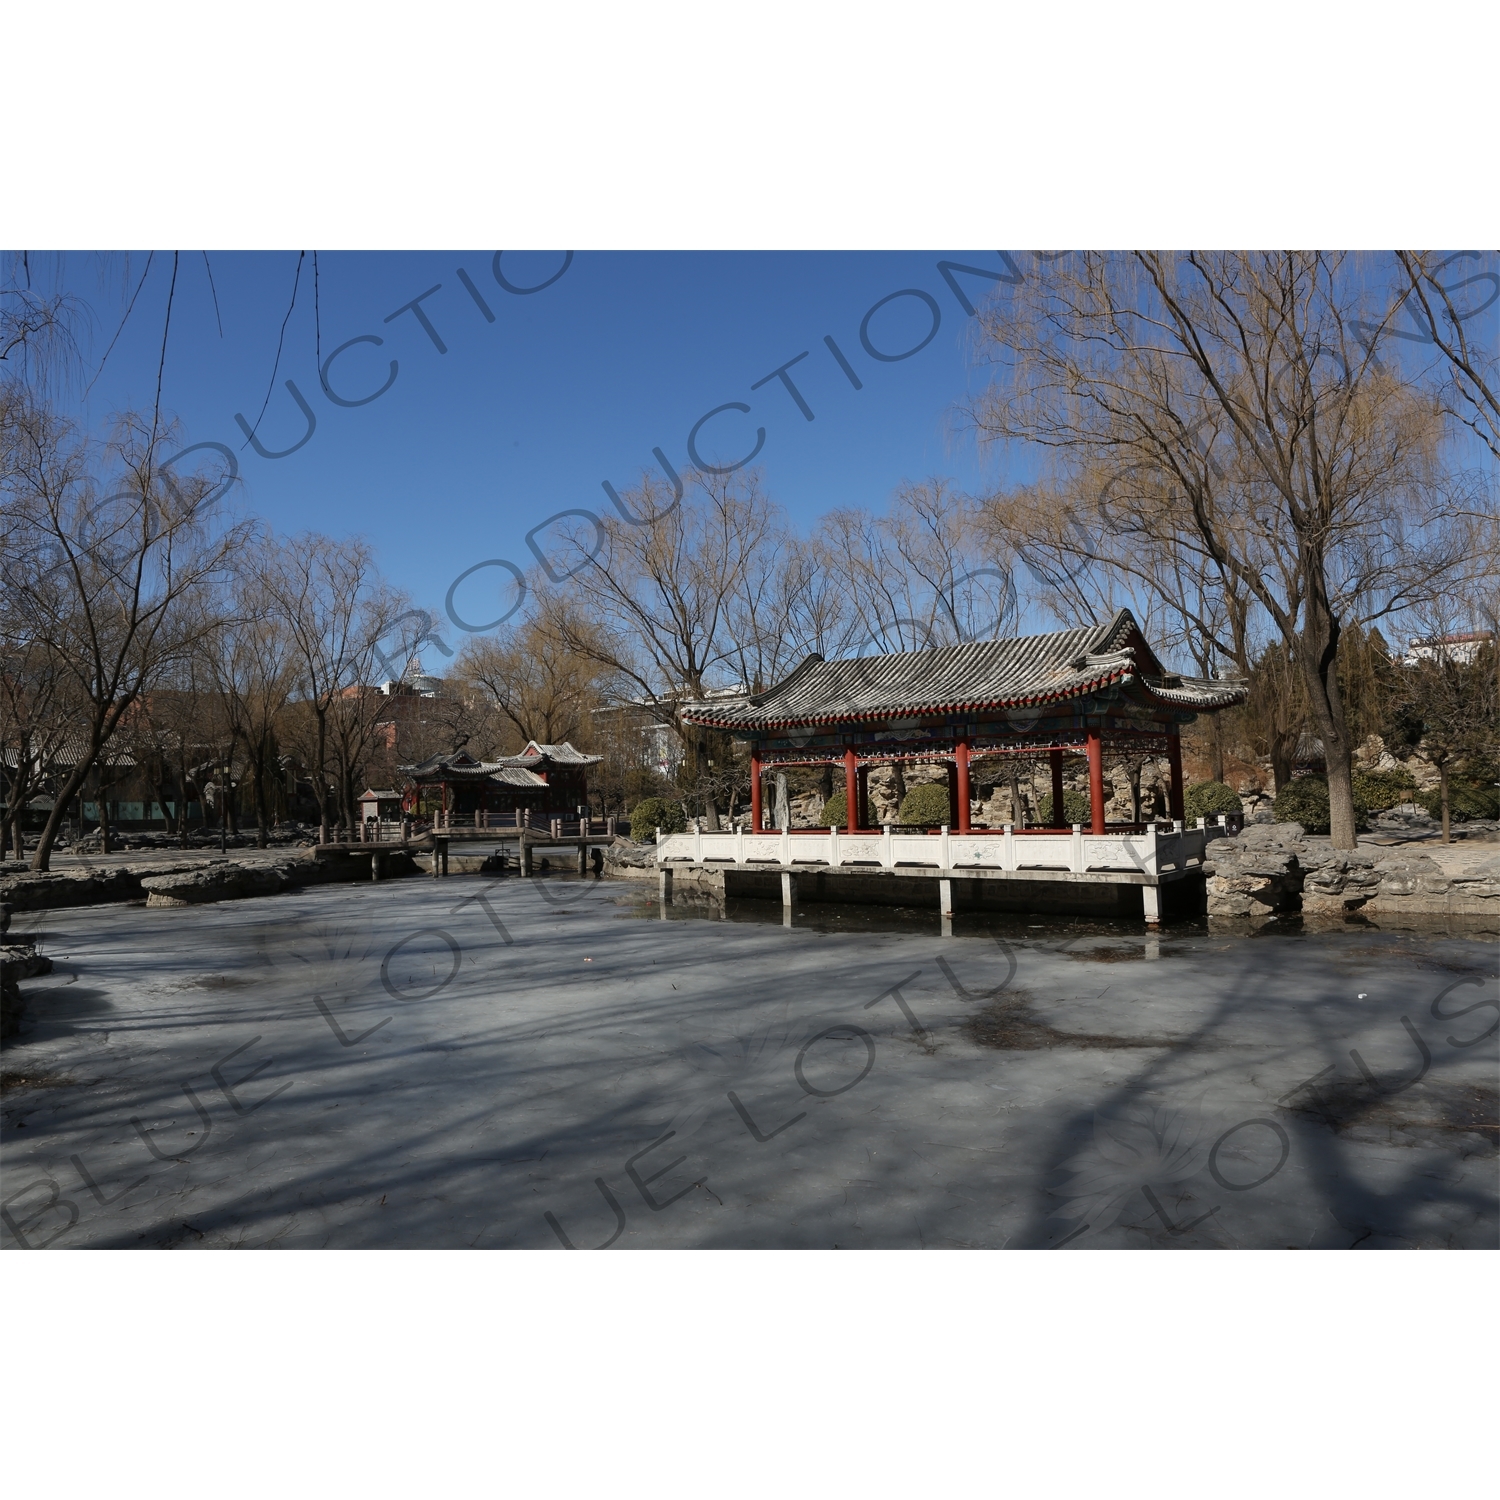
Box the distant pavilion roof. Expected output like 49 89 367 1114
491 740 602 767
679 610 1245 732
398 751 546 788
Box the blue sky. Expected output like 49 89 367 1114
38 250 1028 642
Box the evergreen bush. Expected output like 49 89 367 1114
1036 789 1090 826
629 796 687 842
1418 781 1500 822
1183 781 1243 822
818 790 848 827
897 783 954 827
1352 767 1417 812
1272 776 1373 834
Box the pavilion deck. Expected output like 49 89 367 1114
655 820 1234 925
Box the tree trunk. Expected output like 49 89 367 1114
178 757 192 847
1209 715 1225 784
253 753 269 848
1439 759 1451 845
1268 729 1296 795
100 789 113 855
1300 605 1359 849
315 709 331 844
1127 762 1142 824
31 750 102 871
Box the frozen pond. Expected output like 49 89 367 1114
3 873 1496 1249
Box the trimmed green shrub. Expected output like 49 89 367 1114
630 796 686 842
819 790 848 827
1273 776 1373 834
1184 781 1243 822
1036 789 1090 826
1273 776 1329 833
1418 781 1500 822
898 783 955 827
1352 767 1417 812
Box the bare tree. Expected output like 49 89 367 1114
201 556 301 846
971 252 1473 848
262 532 414 843
2 403 249 870
1394 251 1500 462
815 479 1016 654
453 616 600 749
541 470 781 828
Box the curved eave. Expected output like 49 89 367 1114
679 669 1247 732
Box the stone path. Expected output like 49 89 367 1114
2 877 1495 1250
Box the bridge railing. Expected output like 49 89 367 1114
655 821 1215 877
420 810 618 838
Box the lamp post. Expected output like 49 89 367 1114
219 759 229 854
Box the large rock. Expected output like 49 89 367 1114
1201 823 1306 916
1 941 52 1039
602 838 659 880
141 862 287 906
0 866 146 911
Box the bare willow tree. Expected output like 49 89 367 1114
2 404 249 869
1394 251 1500 461
540 469 782 827
0 628 87 859
453 615 601 749
202 551 302 846
262 532 414 843
971 251 1475 848
814 478 1017 655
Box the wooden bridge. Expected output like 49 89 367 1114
316 816 618 879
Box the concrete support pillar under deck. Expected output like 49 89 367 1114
1142 883 1162 927
781 870 799 908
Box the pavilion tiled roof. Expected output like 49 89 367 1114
492 741 602 766
397 750 550 788
679 609 1246 731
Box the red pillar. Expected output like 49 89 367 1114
843 747 859 833
955 737 971 833
750 746 762 831
1086 728 1106 834
857 763 871 830
1167 731 1185 822
1049 749 1066 827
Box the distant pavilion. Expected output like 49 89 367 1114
399 741 602 821
679 610 1246 836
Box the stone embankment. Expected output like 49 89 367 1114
1204 824 1500 921
0 851 417 914
1 938 51 1038
601 839 660 881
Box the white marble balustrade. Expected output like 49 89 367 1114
656 823 1209 878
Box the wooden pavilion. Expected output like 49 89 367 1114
679 610 1246 837
398 742 602 822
